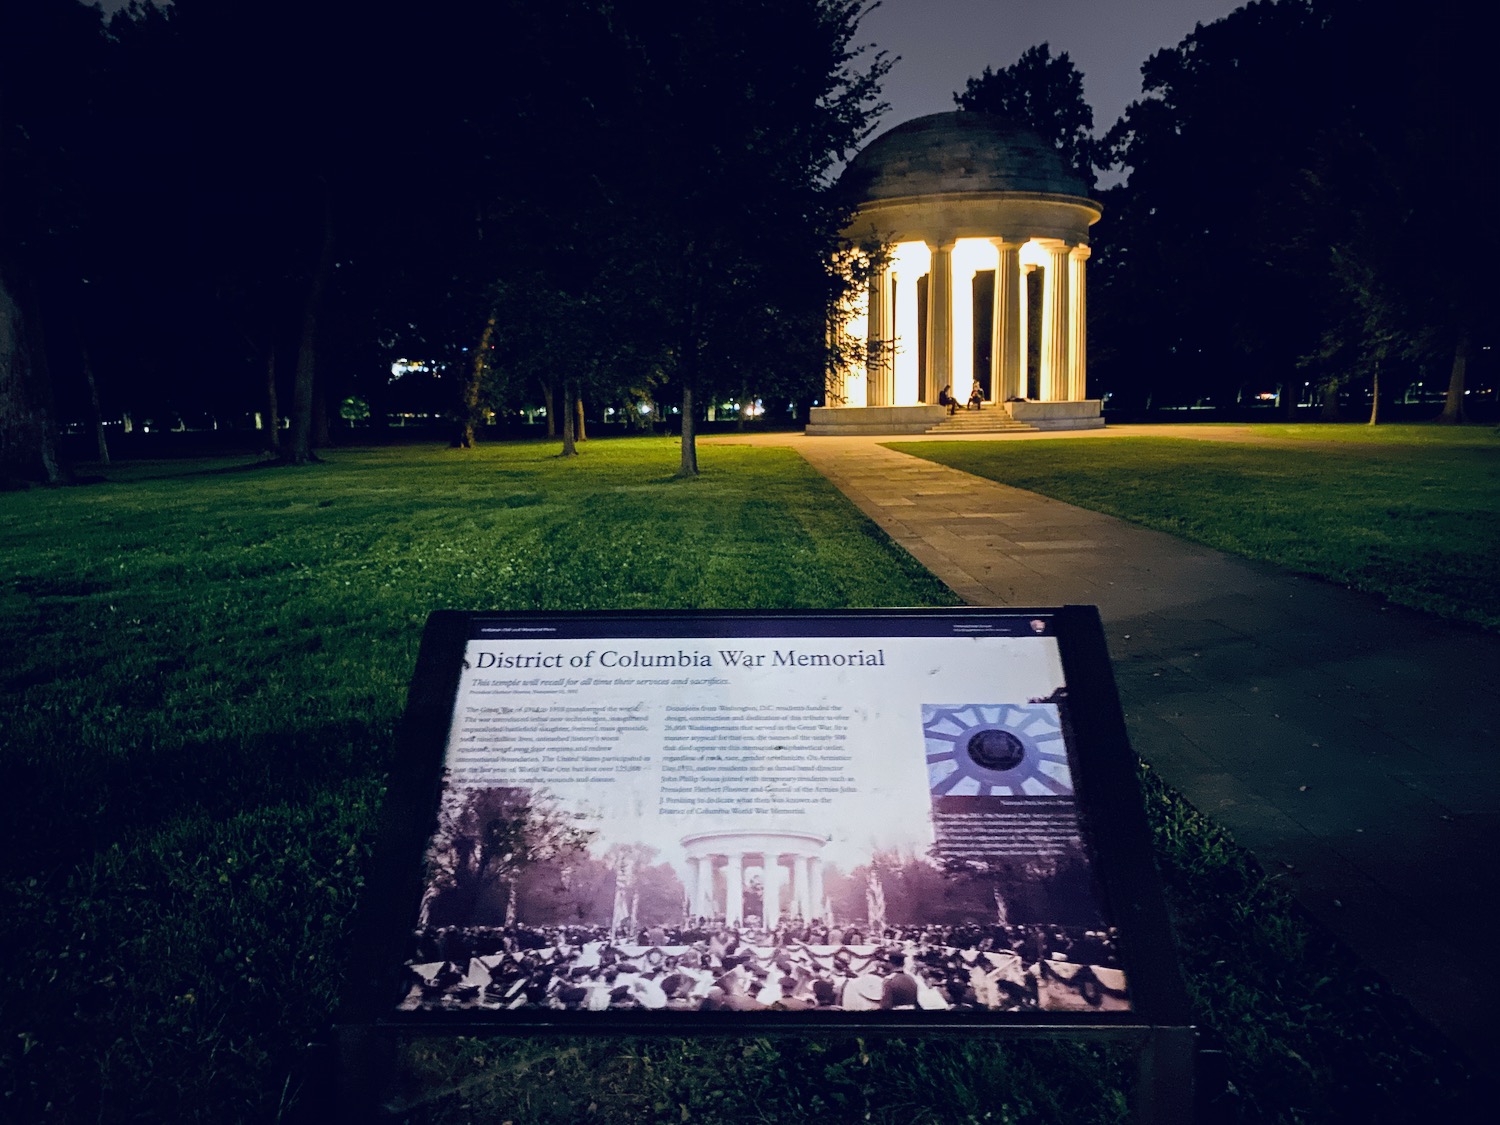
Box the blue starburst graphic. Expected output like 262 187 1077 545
922 703 1073 797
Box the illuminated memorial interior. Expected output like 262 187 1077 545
680 829 829 928
810 112 1105 435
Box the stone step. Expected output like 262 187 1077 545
924 424 1036 434
924 410 1035 434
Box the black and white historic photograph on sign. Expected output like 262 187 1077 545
400 619 1128 1016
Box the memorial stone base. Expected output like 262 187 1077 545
805 405 948 435
1002 400 1105 430
805 401 1103 436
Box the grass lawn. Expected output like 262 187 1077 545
0 438 1481 1122
887 424 1500 632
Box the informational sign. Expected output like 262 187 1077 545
340 608 1188 1036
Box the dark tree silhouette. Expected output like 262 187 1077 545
420 785 594 928
1322 0 1495 423
509 0 892 476
1091 0 1342 412
955 43 1097 187
1088 0 1497 419
1 0 113 484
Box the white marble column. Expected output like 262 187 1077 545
792 855 811 921
694 856 714 919
809 858 825 923
893 265 921 405
1068 245 1090 401
1019 265 1033 397
760 852 779 928
725 852 743 928
867 265 890 406
1041 242 1071 402
991 240 1023 403
925 240 954 403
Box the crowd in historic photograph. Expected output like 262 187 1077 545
401 918 1127 1015
405 729 1129 1017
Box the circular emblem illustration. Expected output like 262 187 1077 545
922 703 1073 796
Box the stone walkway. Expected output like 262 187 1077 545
709 428 1500 1072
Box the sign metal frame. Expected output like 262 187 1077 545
333 607 1194 1120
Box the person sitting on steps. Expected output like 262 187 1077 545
938 384 956 415
968 381 984 410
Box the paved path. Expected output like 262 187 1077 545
710 429 1500 1072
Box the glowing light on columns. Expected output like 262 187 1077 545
889 241 930 406
1068 245 1090 401
866 261 890 406
926 241 954 404
1017 241 1048 400
1041 242 1071 402
1018 239 1050 270
991 240 1023 402
843 286 869 406
951 239 998 400
1018 266 1031 397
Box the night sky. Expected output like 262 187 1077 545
862 0 1248 135
94 0 1249 142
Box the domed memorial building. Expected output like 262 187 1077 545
810 112 1103 435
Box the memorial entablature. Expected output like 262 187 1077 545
680 829 828 929
811 112 1105 435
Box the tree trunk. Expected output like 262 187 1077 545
0 275 37 480
1367 361 1381 425
678 381 699 476
1281 380 1300 420
314 387 330 448
264 347 281 456
456 313 496 448
287 189 335 465
559 379 577 456
0 275 64 485
21 289 62 482
1437 335 1470 424
288 309 319 462
81 342 110 465
574 393 587 442
1319 377 1342 421
540 379 556 437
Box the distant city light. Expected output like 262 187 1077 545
389 358 442 384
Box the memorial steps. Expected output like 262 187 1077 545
923 409 1037 435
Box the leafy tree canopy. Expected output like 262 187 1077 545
482 0 892 473
1090 0 1347 409
954 43 1096 187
